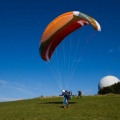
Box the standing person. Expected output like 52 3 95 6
78 90 82 98
60 90 70 108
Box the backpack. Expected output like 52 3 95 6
65 91 72 100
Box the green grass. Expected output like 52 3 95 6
0 95 120 120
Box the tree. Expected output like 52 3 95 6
98 82 120 95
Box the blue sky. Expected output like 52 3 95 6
0 0 120 101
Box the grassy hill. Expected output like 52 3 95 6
0 95 120 120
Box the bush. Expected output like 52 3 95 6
98 82 120 95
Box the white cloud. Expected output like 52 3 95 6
0 96 24 102
0 80 8 87
82 89 94 95
0 80 37 100
107 47 120 53
0 79 59 102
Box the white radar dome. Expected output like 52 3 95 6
98 75 120 90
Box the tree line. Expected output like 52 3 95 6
98 82 120 95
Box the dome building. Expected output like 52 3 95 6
98 75 120 90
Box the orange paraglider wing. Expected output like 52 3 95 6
39 11 101 61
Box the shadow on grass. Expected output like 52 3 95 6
38 101 77 105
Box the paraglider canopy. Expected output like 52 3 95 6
39 11 101 61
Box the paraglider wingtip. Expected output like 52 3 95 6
98 29 101 32
94 19 101 32
97 26 101 31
